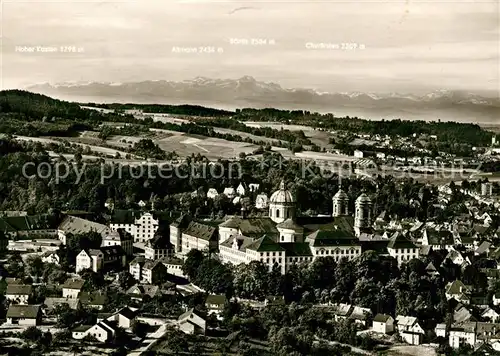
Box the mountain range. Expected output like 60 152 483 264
26 76 500 123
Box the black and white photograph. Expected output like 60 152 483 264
0 0 499 355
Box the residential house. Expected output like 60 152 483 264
445 280 472 303
445 249 467 266
141 259 168 285
396 315 425 345
6 284 32 304
372 314 394 334
43 297 81 314
105 307 137 329
72 320 116 343
482 307 500 322
205 295 227 319
475 241 493 256
79 291 107 310
435 323 447 338
126 284 162 301
349 306 372 326
62 278 85 299
333 304 354 322
101 228 133 256
425 262 439 276
449 322 477 349
6 304 41 326
76 249 103 273
76 246 126 273
386 232 419 266
422 229 454 251
160 257 185 277
129 256 145 282
178 308 206 335
144 225 172 260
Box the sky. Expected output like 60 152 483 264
1 0 499 95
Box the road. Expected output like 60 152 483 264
313 336 374 355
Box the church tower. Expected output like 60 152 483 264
354 193 372 236
269 180 296 224
332 186 349 217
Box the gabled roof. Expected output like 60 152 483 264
373 314 392 323
425 262 438 273
184 221 217 241
424 229 454 245
396 315 419 328
205 294 227 306
475 241 492 255
6 284 32 295
276 218 304 231
58 215 109 235
7 304 40 319
246 235 284 252
219 216 242 229
306 229 359 247
115 307 137 320
43 297 80 310
79 291 107 306
387 232 417 250
109 210 143 224
126 284 160 298
446 280 472 295
62 278 85 290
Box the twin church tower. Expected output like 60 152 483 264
268 181 372 236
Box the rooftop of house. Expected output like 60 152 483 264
43 297 80 310
62 278 85 290
387 232 417 250
79 291 107 306
7 304 40 319
184 221 217 241
306 229 359 247
6 284 32 295
205 294 227 306
246 235 285 252
109 210 144 224
58 215 109 235
373 314 392 323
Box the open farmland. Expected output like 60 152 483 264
156 132 259 160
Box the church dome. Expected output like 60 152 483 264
356 193 371 204
333 189 349 201
270 180 296 204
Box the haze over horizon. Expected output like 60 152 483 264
1 0 499 98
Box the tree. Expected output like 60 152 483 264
117 271 136 290
53 303 79 329
25 256 44 281
182 249 205 280
131 320 148 338
21 326 43 345
79 269 105 291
